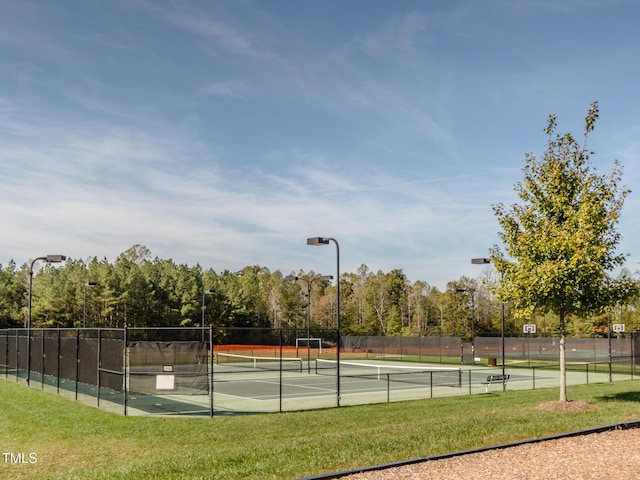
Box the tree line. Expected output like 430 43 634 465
1 244 638 337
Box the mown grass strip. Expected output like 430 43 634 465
1 378 639 479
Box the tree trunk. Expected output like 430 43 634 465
559 309 567 402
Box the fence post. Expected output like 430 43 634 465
387 373 390 403
123 325 128 416
15 329 19 382
40 330 45 390
56 329 61 393
209 324 214 418
97 329 102 407
586 363 589 384
2 330 6 379
632 332 636 379
75 329 80 400
26 328 32 385
279 329 283 413
430 371 433 399
532 366 536 390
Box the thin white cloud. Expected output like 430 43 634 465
0 95 490 285
355 11 431 56
198 80 252 98
174 14 252 53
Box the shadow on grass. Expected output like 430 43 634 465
597 391 640 403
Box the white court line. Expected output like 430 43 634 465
211 391 259 400
256 377 445 397
256 379 337 394
214 374 457 402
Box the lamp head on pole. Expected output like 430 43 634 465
307 237 330 246
46 255 66 263
471 258 490 264
285 274 333 283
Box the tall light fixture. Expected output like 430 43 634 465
201 290 214 344
201 290 214 326
472 257 506 391
307 236 341 406
285 274 333 373
27 254 66 385
28 255 67 329
83 282 97 328
455 287 476 365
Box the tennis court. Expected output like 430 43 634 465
124 358 461 415
3 327 632 417
122 355 609 416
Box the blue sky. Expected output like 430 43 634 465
1 0 639 290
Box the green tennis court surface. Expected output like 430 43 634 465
122 359 613 416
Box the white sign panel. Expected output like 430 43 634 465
523 324 536 334
156 374 175 390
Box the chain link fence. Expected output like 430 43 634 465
1 329 638 416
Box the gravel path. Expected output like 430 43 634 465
339 427 640 480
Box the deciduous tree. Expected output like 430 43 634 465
490 102 638 401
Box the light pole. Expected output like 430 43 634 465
83 282 97 328
28 255 66 329
455 287 476 365
201 290 213 343
27 254 66 385
307 236 341 406
471 257 506 392
285 274 333 373
202 290 214 326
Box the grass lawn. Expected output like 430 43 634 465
1 378 639 480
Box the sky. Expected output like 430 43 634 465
1 0 640 290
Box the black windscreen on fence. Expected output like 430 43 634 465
128 341 208 395
17 333 27 372
100 336 124 392
42 332 59 377
30 331 44 374
59 333 78 381
78 335 98 385
341 335 462 360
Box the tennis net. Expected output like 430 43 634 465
215 352 303 372
315 359 462 387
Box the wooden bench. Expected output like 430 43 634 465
482 374 509 393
